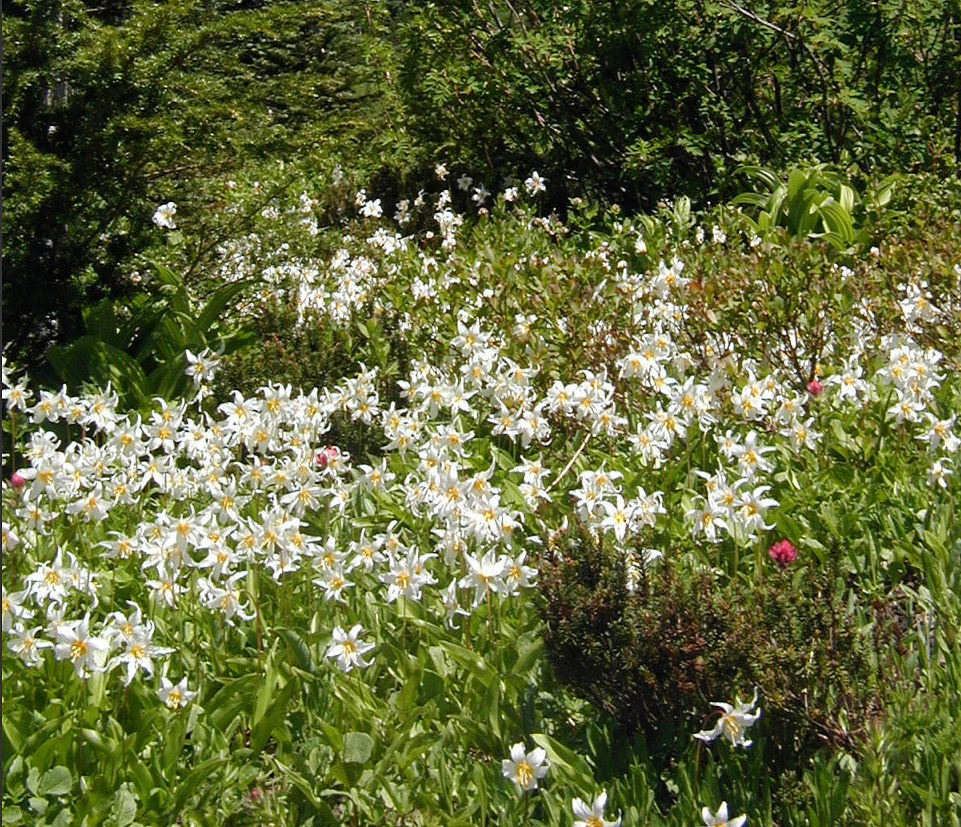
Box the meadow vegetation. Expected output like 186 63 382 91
3 1 960 824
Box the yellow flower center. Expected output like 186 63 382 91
515 761 533 788
722 713 740 739
70 640 88 661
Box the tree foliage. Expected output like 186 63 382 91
394 0 961 207
2 0 387 367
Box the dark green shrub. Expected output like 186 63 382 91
538 523 907 770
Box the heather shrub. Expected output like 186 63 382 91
539 523 908 777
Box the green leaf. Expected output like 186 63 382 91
249 678 296 754
838 183 855 214
1 806 23 825
195 280 251 346
511 636 543 677
207 673 260 731
37 766 72 797
530 733 594 789
817 202 855 244
343 731 375 765
279 628 314 672
170 758 227 812
273 758 335 817
110 784 138 827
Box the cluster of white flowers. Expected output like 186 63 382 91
6 172 956 749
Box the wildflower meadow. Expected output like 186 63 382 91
3 1 961 823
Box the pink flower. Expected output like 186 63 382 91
10 472 26 490
315 445 339 470
806 379 823 397
768 539 798 568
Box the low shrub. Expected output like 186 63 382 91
539 523 910 776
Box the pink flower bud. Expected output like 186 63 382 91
806 379 823 397
10 471 26 490
315 445 339 470
768 539 798 568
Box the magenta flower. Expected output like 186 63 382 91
768 539 798 568
806 379 823 397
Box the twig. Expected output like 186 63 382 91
546 426 595 494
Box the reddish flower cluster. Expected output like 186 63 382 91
768 539 798 568
315 445 339 469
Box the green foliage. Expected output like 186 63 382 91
1 0 394 368
732 163 896 251
394 0 961 207
45 264 253 408
538 525 897 770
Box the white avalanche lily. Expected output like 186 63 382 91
572 790 622 827
325 624 374 673
694 687 761 748
701 800 747 826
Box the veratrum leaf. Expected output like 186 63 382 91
343 731 375 765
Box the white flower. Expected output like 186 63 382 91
158 675 197 709
325 624 374 673
701 801 747 827
109 631 174 686
185 348 221 386
152 202 177 229
928 458 952 489
524 171 546 195
2 587 33 633
694 688 761 748
441 580 469 627
572 791 621 827
361 199 383 218
7 624 53 667
53 615 110 679
459 551 506 607
501 742 549 792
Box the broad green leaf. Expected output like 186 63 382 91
343 731 375 765
531 733 594 788
170 757 227 812
250 678 296 754
37 766 72 797
195 279 251 342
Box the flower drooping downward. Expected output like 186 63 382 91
501 742 549 792
694 687 761 748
